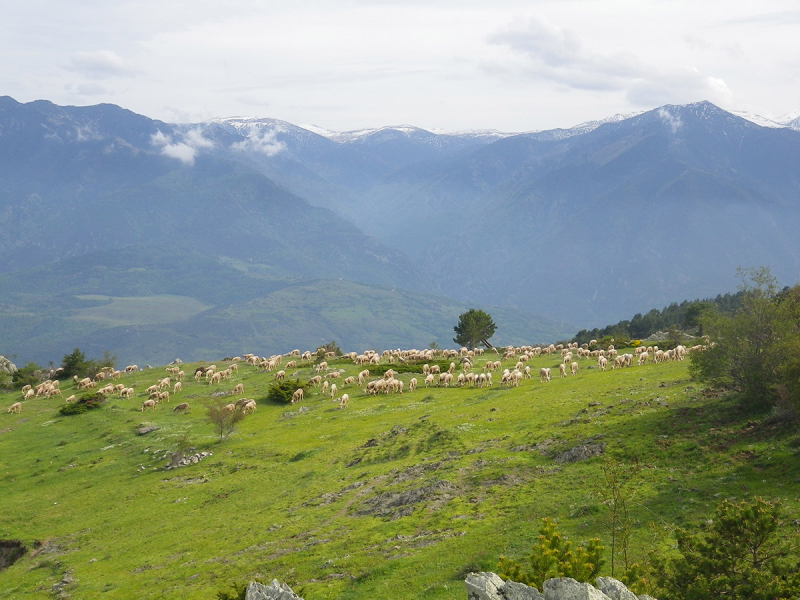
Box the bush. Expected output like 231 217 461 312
267 379 308 404
12 362 43 389
498 518 604 590
60 348 88 379
316 341 342 358
656 497 800 600
206 400 245 441
59 393 106 416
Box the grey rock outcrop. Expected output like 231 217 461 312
245 579 303 600
544 578 611 600
0 356 17 376
595 577 638 600
464 572 544 600
465 574 655 600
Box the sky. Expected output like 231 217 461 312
2 0 798 132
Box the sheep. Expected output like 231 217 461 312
325 372 341 379
235 398 252 409
65 394 77 403
159 391 170 403
291 388 304 404
24 389 35 400
141 399 156 412
173 402 190 413
357 370 370 385
637 352 649 366
209 372 222 385
424 374 435 387
120 388 134 399
559 363 567 378
597 356 608 371
338 394 349 409
275 370 286 381
321 381 330 395
232 383 244 395
343 376 356 386
173 382 183 394
21 384 32 395
7 402 22 414
570 361 579 376
330 383 338 398
539 367 551 383
176 370 185 381
223 403 236 413
145 384 159 395
409 377 418 392
125 365 138 373
158 377 171 390
315 361 328 373
284 360 297 370
242 400 257 415
308 375 322 386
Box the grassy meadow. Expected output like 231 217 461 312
0 349 798 599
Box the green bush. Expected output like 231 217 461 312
267 379 308 404
656 497 800 600
498 518 605 590
59 393 106 416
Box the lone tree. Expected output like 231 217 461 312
453 309 496 349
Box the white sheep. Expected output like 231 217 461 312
7 402 22 414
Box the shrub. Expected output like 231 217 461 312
267 379 308 404
316 340 342 358
656 497 800 600
59 393 106 416
498 518 605 590
206 400 245 442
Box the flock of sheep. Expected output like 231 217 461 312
5 341 701 417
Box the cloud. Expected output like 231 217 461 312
230 128 285 156
657 107 683 134
487 16 732 107
150 128 214 165
67 50 137 80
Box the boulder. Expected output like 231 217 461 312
465 572 505 600
0 356 17 376
245 579 303 600
543 577 611 600
595 578 638 600
465 572 543 600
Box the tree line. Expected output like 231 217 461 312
571 291 748 345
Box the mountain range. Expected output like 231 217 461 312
1 95 798 364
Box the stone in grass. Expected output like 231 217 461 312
595 577 638 600
543 577 611 600
136 425 160 436
465 572 543 600
245 579 303 600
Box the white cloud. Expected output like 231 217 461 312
487 15 732 109
231 128 286 156
67 50 137 79
657 107 683 134
150 128 214 165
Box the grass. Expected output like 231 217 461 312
0 351 798 599
68 295 213 326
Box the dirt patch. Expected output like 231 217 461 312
356 480 455 519
0 539 27 571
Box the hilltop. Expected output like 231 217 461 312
1 345 797 599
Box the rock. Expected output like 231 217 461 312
136 426 160 436
595 578 638 600
554 443 605 464
464 573 543 600
543 578 611 600
465 572 505 600
168 358 184 365
0 356 17 375
503 579 545 600
245 579 303 600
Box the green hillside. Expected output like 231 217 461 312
0 247 574 366
1 349 797 599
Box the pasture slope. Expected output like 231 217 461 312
0 349 798 600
